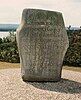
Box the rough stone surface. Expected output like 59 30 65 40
16 9 69 81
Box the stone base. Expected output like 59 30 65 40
22 75 61 82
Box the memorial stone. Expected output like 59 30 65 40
16 9 69 82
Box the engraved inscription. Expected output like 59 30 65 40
16 9 69 81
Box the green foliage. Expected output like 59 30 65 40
0 31 20 63
0 29 81 67
0 38 2 44
63 29 81 67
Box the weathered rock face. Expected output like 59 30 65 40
16 9 69 82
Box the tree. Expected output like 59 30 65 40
68 25 71 30
8 31 16 42
0 38 2 44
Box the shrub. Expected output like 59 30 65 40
63 30 81 67
0 30 81 67
0 31 20 63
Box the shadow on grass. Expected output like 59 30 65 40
26 78 81 94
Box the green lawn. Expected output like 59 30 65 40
0 61 81 73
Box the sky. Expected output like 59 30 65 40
0 0 81 26
0 0 81 38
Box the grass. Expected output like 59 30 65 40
0 61 20 69
63 65 81 73
0 61 81 73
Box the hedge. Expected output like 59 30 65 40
0 30 81 67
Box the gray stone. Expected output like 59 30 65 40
16 9 69 82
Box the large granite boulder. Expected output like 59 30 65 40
16 9 69 82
